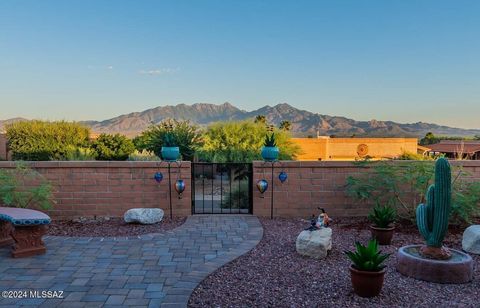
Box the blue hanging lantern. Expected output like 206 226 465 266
175 179 186 198
154 172 163 183
256 179 268 195
279 171 288 183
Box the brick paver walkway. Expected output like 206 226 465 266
0 215 263 308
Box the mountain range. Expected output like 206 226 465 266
1 103 480 138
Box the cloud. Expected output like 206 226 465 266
139 67 179 76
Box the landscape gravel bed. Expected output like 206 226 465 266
189 217 479 307
47 216 186 237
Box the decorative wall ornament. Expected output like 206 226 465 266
175 179 186 199
256 179 268 196
153 172 163 183
279 171 288 183
357 144 369 157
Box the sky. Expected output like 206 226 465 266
1 0 479 129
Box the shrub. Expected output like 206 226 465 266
221 181 250 209
0 163 55 210
345 160 480 224
135 119 202 161
368 203 396 228
128 150 161 161
90 133 135 161
6 120 90 160
198 121 301 162
63 146 96 161
345 240 390 272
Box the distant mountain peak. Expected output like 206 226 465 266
2 103 479 138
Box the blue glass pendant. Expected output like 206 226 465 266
154 172 163 183
279 171 288 183
175 179 186 198
256 179 268 194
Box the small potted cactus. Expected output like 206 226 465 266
345 239 390 298
261 129 279 161
160 131 180 161
368 203 396 245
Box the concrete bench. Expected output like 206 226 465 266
0 207 51 258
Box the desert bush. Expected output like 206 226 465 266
90 133 135 161
0 163 55 210
221 181 250 209
135 119 202 161
198 120 301 162
345 160 480 224
128 150 161 161
6 120 90 160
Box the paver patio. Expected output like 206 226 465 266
0 215 263 308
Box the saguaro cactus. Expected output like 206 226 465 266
416 157 451 249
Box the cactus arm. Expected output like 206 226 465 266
416 203 430 241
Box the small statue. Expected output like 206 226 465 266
304 208 332 231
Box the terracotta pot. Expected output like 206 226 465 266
370 225 395 245
349 266 386 298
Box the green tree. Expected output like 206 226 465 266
136 119 202 161
474 135 480 140
90 133 135 161
254 115 267 125
420 132 440 145
198 120 301 162
6 120 90 160
279 120 292 131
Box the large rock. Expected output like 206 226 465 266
296 228 332 259
124 208 164 225
462 225 480 254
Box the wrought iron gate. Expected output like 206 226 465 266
192 163 253 214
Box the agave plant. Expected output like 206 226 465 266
264 133 277 147
345 240 390 272
162 132 177 147
368 203 396 228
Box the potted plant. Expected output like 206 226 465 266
345 240 390 298
261 132 279 161
160 131 180 161
368 203 396 245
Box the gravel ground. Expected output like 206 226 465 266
47 216 186 237
189 217 479 308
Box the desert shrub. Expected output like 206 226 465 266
345 160 480 224
135 119 202 161
90 133 135 161
6 120 90 160
63 146 96 161
221 181 250 209
0 163 55 210
198 121 301 162
128 150 161 161
395 151 433 161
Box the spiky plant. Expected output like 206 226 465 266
162 132 177 147
345 240 390 272
368 203 396 228
264 133 277 147
416 157 451 247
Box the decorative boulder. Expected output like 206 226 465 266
462 225 480 254
124 208 164 225
296 228 332 259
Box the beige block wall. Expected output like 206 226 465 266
293 137 418 160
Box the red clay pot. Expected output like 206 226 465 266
349 266 386 298
370 225 395 245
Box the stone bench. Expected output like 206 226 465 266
0 207 51 258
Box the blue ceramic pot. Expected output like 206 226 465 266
161 146 180 161
261 146 279 161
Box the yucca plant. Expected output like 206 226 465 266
368 203 396 228
345 240 390 272
264 133 277 147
